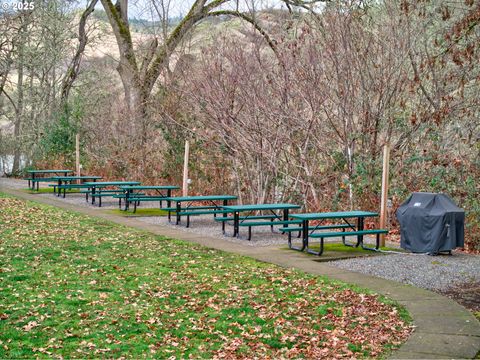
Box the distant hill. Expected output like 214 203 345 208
91 9 186 33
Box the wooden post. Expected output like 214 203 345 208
182 140 189 196
379 143 390 247
75 133 80 182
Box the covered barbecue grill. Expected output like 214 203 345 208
396 192 465 254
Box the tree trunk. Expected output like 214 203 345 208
119 74 149 142
12 15 26 174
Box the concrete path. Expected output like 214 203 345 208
2 185 480 359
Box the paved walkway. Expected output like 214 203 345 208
1 185 480 359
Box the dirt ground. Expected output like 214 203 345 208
440 280 480 316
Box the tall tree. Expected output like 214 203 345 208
99 0 279 141
11 11 28 173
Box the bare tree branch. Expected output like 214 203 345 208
207 10 278 56
61 0 99 102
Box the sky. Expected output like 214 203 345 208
0 0 289 21
97 0 287 20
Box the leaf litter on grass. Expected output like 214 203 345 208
0 194 413 358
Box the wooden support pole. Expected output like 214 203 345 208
75 133 80 183
379 143 390 247
182 140 190 196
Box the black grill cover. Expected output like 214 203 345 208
396 192 464 254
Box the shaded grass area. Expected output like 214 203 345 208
306 242 401 253
106 208 171 217
283 242 403 261
0 193 412 358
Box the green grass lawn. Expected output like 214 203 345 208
0 193 411 358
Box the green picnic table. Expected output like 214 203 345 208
119 185 179 212
289 211 387 255
26 169 73 190
50 176 103 197
83 181 141 207
163 195 237 227
221 203 301 240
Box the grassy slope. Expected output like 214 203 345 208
0 193 411 358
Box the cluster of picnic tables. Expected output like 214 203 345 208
25 169 387 256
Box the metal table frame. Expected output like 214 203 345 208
83 181 141 206
119 185 179 211
222 203 301 238
51 176 102 197
26 170 73 190
289 211 379 252
163 195 238 226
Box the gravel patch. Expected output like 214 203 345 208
138 215 292 247
0 177 28 190
328 252 480 291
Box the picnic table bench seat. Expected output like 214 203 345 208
31 177 57 182
112 193 152 209
126 199 227 209
214 215 278 222
91 191 124 197
51 184 92 188
90 190 126 207
177 209 231 227
237 219 302 240
279 224 352 239
116 186 179 212
134 206 226 213
83 189 122 193
177 209 230 216
124 199 225 215
45 176 104 197
81 181 142 207
125 196 179 213
306 229 388 256
278 224 351 232
82 189 123 194
82 189 123 201
112 193 147 199
126 196 168 201
161 195 237 227
49 183 90 193
238 219 301 227
48 183 91 197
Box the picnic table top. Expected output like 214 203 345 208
164 195 237 202
83 181 141 186
51 176 103 181
27 170 73 174
120 185 179 190
290 211 379 220
222 203 301 211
